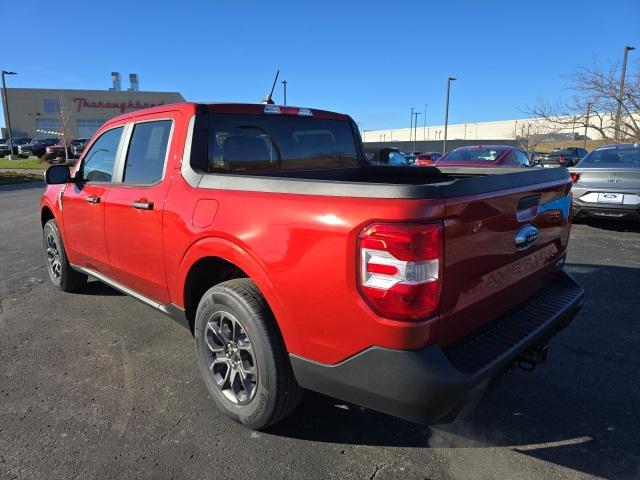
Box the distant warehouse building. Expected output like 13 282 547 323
1 80 184 140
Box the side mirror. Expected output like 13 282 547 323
45 164 71 184
364 152 376 162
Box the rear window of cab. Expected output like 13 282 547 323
192 113 360 174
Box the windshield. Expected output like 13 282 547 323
578 146 640 168
203 114 359 173
441 147 507 162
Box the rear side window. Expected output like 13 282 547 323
82 127 123 182
204 114 359 173
123 120 172 184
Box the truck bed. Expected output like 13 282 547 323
192 164 570 199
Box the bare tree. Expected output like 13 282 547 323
527 59 640 142
57 92 74 164
513 121 560 159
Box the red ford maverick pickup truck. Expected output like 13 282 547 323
41 102 583 429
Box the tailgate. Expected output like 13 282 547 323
437 177 572 346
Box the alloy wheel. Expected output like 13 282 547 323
46 233 62 280
205 311 258 405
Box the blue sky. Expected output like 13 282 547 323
2 0 639 131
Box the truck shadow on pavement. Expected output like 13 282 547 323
268 263 640 480
76 280 125 297
0 181 44 192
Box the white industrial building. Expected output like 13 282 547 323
361 114 628 143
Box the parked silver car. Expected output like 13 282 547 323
570 143 640 220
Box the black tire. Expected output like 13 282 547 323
43 219 87 292
194 278 303 429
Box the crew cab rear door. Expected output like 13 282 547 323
438 177 572 345
103 117 175 304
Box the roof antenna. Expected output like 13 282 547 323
261 69 279 104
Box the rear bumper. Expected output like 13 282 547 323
572 187 640 220
572 201 640 220
290 271 583 425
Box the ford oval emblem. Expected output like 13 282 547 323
515 224 538 250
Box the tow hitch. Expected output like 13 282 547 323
518 345 548 372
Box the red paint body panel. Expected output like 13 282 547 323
438 181 570 345
40 102 573 366
61 183 113 275
104 181 172 303
163 174 445 363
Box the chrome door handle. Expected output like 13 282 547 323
133 201 154 210
86 195 100 204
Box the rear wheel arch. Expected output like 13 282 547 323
179 239 296 351
183 256 248 332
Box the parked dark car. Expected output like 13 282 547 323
538 147 588 168
70 138 89 158
0 138 32 157
570 143 640 220
45 144 69 163
436 145 531 167
365 147 414 166
404 152 417 164
18 138 59 158
531 151 544 163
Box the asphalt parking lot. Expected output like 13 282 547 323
1 182 639 480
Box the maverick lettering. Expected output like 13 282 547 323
455 243 559 311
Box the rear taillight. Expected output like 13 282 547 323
570 172 580 183
358 222 443 321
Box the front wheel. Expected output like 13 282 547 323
194 278 303 429
43 219 87 292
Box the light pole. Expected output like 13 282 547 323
409 107 415 146
412 111 422 152
423 104 427 141
443 76 456 154
1 70 17 159
615 45 635 140
281 80 287 106
584 102 593 149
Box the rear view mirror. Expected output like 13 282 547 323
45 164 71 184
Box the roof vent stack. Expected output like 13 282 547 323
128 73 139 92
110 72 122 91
